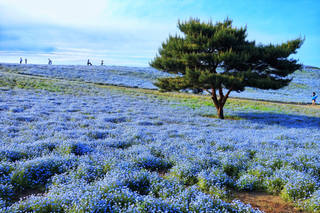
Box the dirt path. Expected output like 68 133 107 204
234 192 305 213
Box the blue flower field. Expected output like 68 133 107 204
0 64 320 212
2 64 320 103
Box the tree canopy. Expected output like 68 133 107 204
150 18 304 119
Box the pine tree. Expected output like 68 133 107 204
150 18 304 119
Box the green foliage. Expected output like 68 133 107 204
13 197 64 213
154 76 190 92
11 158 72 191
169 167 199 186
101 188 137 209
236 174 264 191
301 191 320 212
125 173 151 195
151 17 303 118
103 162 112 174
280 179 317 202
197 177 228 199
222 163 240 179
58 142 92 156
0 70 97 95
134 155 172 173
0 150 28 162
151 18 303 92
265 177 286 194
0 75 63 92
0 163 13 177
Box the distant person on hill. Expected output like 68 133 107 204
25 58 27 64
312 92 318 105
101 60 104 66
48 58 52 65
19 57 23 64
87 59 92 66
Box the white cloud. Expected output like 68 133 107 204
0 0 108 26
0 0 178 48
0 0 176 31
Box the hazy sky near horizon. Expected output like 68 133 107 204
0 0 319 66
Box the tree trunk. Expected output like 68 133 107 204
210 86 232 120
217 106 224 119
211 97 225 119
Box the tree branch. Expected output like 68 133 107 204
222 88 233 107
218 85 224 104
211 86 219 110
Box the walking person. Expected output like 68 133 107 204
87 59 92 66
48 58 52 65
101 60 104 66
312 92 318 105
19 57 23 64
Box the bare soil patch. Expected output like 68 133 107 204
234 192 305 213
14 187 46 202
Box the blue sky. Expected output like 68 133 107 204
0 0 319 67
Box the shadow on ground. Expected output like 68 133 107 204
238 112 320 128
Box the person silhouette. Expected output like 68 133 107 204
312 92 318 105
19 57 23 64
101 60 104 66
25 58 27 64
87 59 92 66
48 58 52 65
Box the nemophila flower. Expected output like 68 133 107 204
290 150 320 176
100 138 136 149
0 149 28 162
220 152 250 179
4 63 320 103
198 167 232 191
149 176 184 199
87 130 111 140
133 153 172 172
300 189 320 212
58 141 92 156
70 160 105 183
169 161 203 186
0 183 14 202
7 195 65 212
236 174 262 191
23 140 57 155
3 64 170 90
230 199 263 213
264 167 304 195
1 67 320 212
280 171 318 201
0 163 12 176
246 163 273 181
11 155 77 191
